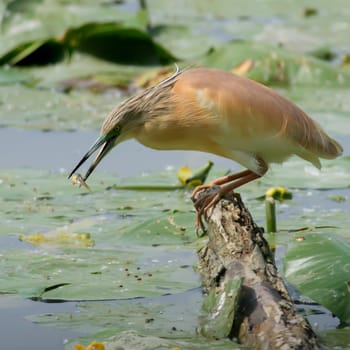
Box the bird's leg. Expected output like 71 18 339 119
192 159 268 231
193 161 268 231
199 170 262 217
192 170 252 232
191 169 253 201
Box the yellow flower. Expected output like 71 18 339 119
74 345 85 350
265 186 292 201
86 341 105 350
177 161 214 187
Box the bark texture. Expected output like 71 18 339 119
196 190 319 350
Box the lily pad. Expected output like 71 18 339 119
19 231 95 248
201 41 350 86
283 233 350 324
149 0 350 59
1 1 144 57
0 67 34 84
0 39 65 66
319 327 350 349
28 290 239 350
0 168 202 300
0 242 199 301
260 155 350 189
0 21 176 66
117 211 196 246
65 22 176 65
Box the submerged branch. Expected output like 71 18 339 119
194 190 319 350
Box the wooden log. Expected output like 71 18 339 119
195 190 319 350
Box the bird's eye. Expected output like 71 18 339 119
107 126 121 138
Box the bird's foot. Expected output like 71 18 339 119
190 182 215 202
192 185 223 234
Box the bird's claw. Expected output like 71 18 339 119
195 214 207 237
191 183 213 202
192 186 222 234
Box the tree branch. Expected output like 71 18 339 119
195 190 319 350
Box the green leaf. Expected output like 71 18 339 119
0 168 199 301
283 233 350 324
0 22 176 66
0 1 139 58
117 210 197 247
65 22 176 65
0 245 198 301
0 39 65 66
0 81 120 130
0 67 33 84
201 41 350 87
261 155 350 189
319 327 350 349
186 161 214 186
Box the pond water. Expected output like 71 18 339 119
0 295 83 350
2 127 349 178
0 128 240 177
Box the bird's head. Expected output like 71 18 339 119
68 66 182 182
68 97 144 181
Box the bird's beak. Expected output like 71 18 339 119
68 134 117 181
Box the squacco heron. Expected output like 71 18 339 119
69 67 343 228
